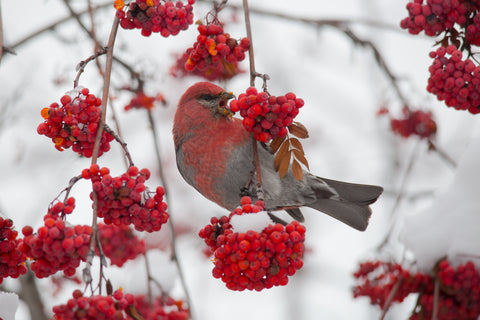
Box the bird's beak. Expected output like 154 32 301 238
217 91 235 118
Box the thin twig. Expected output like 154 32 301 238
0 0 4 64
428 139 457 168
74 47 108 87
377 140 421 251
252 139 264 201
380 278 403 320
242 0 256 87
8 2 111 50
146 109 193 318
84 14 120 289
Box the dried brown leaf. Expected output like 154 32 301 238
126 305 145 320
278 150 291 179
291 159 304 181
106 279 113 295
293 149 309 170
288 122 309 139
270 136 287 154
289 137 304 154
274 139 290 171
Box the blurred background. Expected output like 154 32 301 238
0 0 479 319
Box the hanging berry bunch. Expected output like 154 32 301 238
115 0 195 37
82 164 169 232
182 22 250 80
37 87 114 157
353 259 480 320
229 86 309 180
427 45 480 114
132 294 190 319
52 289 135 320
0 217 27 284
98 223 146 267
18 198 92 278
379 106 437 139
123 91 166 111
400 0 480 114
199 196 306 291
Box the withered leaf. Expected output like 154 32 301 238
126 305 145 320
293 149 309 170
274 139 290 171
291 159 304 181
106 279 113 295
288 122 309 139
290 137 304 154
270 136 287 154
278 150 291 179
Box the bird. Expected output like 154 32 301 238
173 82 383 231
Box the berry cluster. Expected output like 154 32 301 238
52 289 133 320
229 87 305 142
0 218 27 284
182 23 250 81
116 0 195 37
199 197 306 291
389 106 437 139
98 223 146 267
353 259 480 320
37 87 114 157
82 165 169 232
400 0 477 37
124 91 166 111
427 45 480 114
353 260 431 308
18 199 92 278
132 294 190 320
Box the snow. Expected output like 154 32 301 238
400 135 480 271
230 210 273 234
0 292 19 320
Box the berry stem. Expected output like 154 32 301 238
432 277 440 320
103 124 134 167
146 109 193 318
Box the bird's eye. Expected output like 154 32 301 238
199 94 217 101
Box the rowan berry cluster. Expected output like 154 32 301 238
390 107 437 139
37 87 114 157
124 91 166 111
229 87 305 143
116 0 195 37
82 164 169 232
199 196 306 291
132 294 190 320
52 289 133 320
353 259 480 320
182 23 250 81
18 199 92 278
400 0 477 37
0 218 27 284
98 223 146 267
427 45 480 114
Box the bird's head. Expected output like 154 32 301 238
178 82 235 118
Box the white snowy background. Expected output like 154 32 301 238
0 0 479 319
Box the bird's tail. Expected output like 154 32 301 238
307 177 383 231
